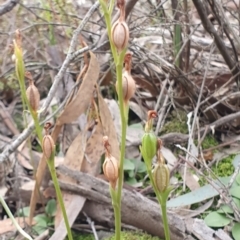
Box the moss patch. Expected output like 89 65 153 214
105 231 162 240
201 135 218 150
69 232 95 240
212 155 235 177
69 231 162 240
160 110 188 135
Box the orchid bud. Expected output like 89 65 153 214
153 163 170 193
102 136 119 189
111 20 129 53
42 123 55 160
141 132 157 164
25 72 40 113
111 1 129 53
103 155 119 190
116 70 136 104
116 52 136 103
141 110 158 166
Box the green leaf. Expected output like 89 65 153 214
236 173 240 186
126 177 138 186
167 177 231 208
123 159 135 171
18 206 30 217
45 199 57 217
232 180 239 189
232 222 240 240
233 197 240 209
217 204 233 214
32 224 47 235
34 214 48 227
233 155 240 168
230 186 240 199
136 161 147 173
129 123 143 129
167 155 240 208
128 170 135 178
204 212 231 227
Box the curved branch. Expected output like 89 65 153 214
192 0 240 83
0 0 20 16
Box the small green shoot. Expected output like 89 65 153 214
123 158 147 186
18 199 57 236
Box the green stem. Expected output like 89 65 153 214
110 187 121 240
32 111 43 142
14 41 72 240
114 51 128 240
108 0 115 16
99 1 129 239
160 197 170 240
146 166 162 205
0 196 33 240
48 154 73 240
146 163 170 240
99 0 117 63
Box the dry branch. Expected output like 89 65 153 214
0 0 20 16
56 165 233 240
57 165 186 240
191 0 240 84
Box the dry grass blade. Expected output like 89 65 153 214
0 217 35 235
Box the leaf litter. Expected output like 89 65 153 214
2 1 240 239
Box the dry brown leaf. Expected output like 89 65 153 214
50 51 101 240
0 102 19 136
61 129 88 175
18 147 36 170
51 196 85 240
97 88 120 160
54 128 88 230
29 50 99 226
161 147 178 171
52 121 104 240
0 186 8 197
18 147 63 171
29 154 47 224
56 51 99 125
81 121 104 175
179 166 200 191
0 217 35 234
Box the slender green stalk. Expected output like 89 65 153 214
174 24 181 67
146 168 162 204
0 196 33 240
160 193 171 240
110 187 121 240
99 1 129 239
109 0 115 16
14 33 72 240
47 153 73 240
115 51 128 240
145 163 171 240
99 0 117 63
